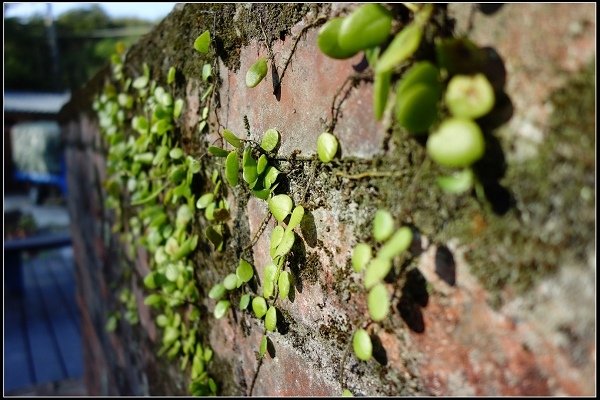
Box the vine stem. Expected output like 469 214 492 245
249 348 265 396
243 212 272 252
277 15 328 85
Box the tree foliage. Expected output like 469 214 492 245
4 4 153 91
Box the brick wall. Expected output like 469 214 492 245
60 4 595 396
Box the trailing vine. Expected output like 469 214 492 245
313 3 513 395
92 3 513 396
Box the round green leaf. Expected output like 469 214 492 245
352 243 372 273
317 132 338 163
214 300 230 319
373 71 392 120
262 263 278 298
253 187 271 200
376 23 423 74
144 294 163 307
225 151 239 187
436 169 474 194
239 294 251 310
338 4 392 54
208 283 226 300
208 146 229 157
223 273 238 290
246 58 268 88
223 129 242 148
156 314 169 327
263 166 280 190
287 206 304 231
278 271 291 300
202 63 212 82
353 329 372 361
194 30 211 54
174 98 184 119
445 73 495 119
364 257 392 289
269 194 293 222
275 230 295 258
176 204 193 229
259 336 268 357
252 296 268 318
242 148 258 184
317 17 358 59
132 75 149 90
261 128 280 152
396 83 440 133
372 209 394 242
396 61 441 98
368 283 390 322
236 259 254 283
265 306 277 332
342 389 353 397
204 347 213 362
427 118 485 168
257 154 268 175
196 193 214 209
165 263 180 282
378 227 413 261
270 225 285 258
167 66 176 84
144 271 166 289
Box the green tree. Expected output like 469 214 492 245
4 4 152 92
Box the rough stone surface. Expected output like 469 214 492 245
60 3 595 396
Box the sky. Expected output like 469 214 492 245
4 2 177 22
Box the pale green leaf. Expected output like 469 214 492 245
287 205 304 231
261 128 280 152
252 296 268 318
223 273 238 290
208 146 229 157
436 169 474 194
223 129 242 148
213 300 230 319
194 30 211 53
368 283 390 321
375 23 423 74
353 328 372 361
278 271 291 300
378 227 413 260
196 193 214 209
239 294 251 310
265 306 277 332
268 194 293 222
275 230 295 258
236 259 254 283
208 283 226 300
225 151 239 187
317 132 338 163
364 257 392 289
246 57 268 88
352 243 372 273
372 209 394 242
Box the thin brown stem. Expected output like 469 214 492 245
243 213 272 252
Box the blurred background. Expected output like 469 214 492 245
3 3 174 395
